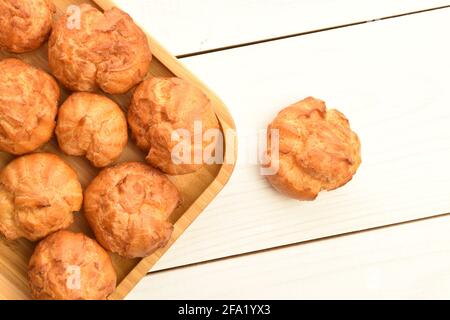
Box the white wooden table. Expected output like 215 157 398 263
113 1 450 299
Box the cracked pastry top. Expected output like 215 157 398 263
0 58 60 155
56 92 128 168
48 4 151 94
128 77 221 175
0 153 83 241
0 0 55 53
29 230 117 300
265 97 361 200
84 162 181 258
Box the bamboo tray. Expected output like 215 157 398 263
0 0 236 300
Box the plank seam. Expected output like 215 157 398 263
147 210 450 276
176 5 450 59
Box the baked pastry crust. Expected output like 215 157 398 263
48 4 151 94
84 162 180 258
0 58 60 155
266 97 361 200
29 230 116 300
0 0 55 53
128 77 220 175
56 92 128 168
0 153 83 241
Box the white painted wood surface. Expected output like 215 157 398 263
114 0 450 56
129 215 450 299
145 8 450 272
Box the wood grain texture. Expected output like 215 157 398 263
0 0 236 300
113 0 450 56
129 214 450 299
137 8 450 274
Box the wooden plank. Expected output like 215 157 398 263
144 8 450 272
113 0 450 56
129 215 450 299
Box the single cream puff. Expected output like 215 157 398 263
265 97 361 200
84 162 181 258
0 0 55 53
128 77 220 175
0 153 83 241
48 4 151 94
28 230 117 300
0 58 59 155
56 93 128 168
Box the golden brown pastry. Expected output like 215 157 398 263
29 230 117 300
128 77 220 175
0 0 55 53
56 93 128 168
265 97 361 200
0 58 60 155
84 162 180 258
48 4 151 94
0 153 83 241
